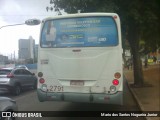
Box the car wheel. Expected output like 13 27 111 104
13 85 21 95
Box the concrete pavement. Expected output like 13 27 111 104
124 64 160 120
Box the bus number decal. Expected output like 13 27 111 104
49 86 63 92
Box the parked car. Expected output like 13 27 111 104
0 97 18 120
0 68 37 95
14 65 28 70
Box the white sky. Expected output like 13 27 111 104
0 0 66 58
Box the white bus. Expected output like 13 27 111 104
37 13 123 105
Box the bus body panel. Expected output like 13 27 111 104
38 47 123 92
37 89 123 105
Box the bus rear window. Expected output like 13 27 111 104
40 16 118 48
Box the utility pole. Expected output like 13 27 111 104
14 51 16 64
11 53 12 62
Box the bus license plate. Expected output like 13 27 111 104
70 80 84 86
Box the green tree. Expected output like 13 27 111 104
115 0 160 86
49 0 160 87
141 0 160 53
51 0 117 13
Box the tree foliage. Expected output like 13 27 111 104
50 0 160 86
52 0 118 13
114 0 160 51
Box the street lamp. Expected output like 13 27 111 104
0 23 25 29
0 19 41 29
0 19 41 64
25 19 41 26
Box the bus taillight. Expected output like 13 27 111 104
39 78 45 84
38 72 43 77
112 79 119 85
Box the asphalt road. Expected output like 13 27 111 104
0 79 145 120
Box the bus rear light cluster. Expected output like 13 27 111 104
112 72 121 86
39 78 45 84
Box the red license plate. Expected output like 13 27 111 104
70 80 84 86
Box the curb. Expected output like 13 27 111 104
125 75 151 120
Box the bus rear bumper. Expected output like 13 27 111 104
37 89 123 105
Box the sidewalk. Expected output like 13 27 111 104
124 64 160 120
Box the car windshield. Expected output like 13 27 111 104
0 69 12 75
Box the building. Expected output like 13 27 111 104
34 44 38 62
0 55 8 64
18 36 35 61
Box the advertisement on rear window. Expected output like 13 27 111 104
41 17 118 48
